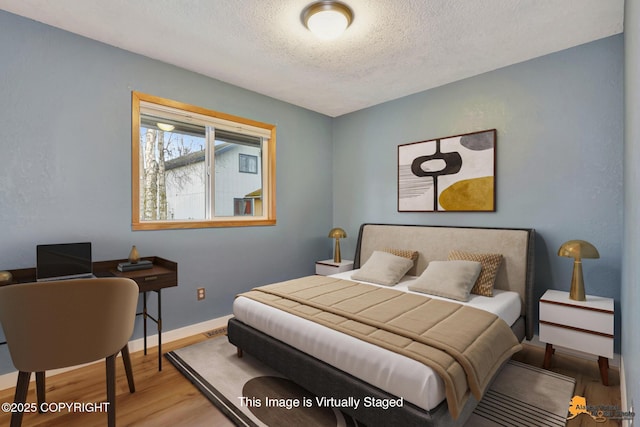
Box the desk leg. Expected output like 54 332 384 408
157 289 162 371
143 292 148 356
138 290 163 371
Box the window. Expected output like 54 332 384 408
239 154 258 174
234 198 254 216
131 92 276 230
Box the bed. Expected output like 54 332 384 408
228 223 535 427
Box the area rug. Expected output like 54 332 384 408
465 360 575 426
166 337 575 427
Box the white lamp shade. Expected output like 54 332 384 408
307 9 349 40
157 122 175 132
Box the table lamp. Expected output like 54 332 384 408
328 227 347 263
557 240 599 301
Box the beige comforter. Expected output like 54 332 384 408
239 275 522 419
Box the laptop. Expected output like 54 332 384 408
36 242 94 282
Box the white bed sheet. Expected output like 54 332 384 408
232 270 521 411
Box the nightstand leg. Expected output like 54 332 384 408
543 343 554 369
598 356 609 386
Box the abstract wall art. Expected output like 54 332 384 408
397 129 496 212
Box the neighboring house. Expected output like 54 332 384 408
164 143 262 220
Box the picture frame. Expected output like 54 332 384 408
397 129 496 212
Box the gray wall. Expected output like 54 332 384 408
0 11 333 374
332 35 624 350
623 0 640 415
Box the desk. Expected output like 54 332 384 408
3 256 177 371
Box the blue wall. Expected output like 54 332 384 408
623 0 640 415
332 35 624 349
0 9 629 387
0 11 334 374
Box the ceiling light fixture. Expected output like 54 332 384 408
302 1 353 40
157 122 175 132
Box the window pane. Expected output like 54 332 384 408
140 116 207 220
239 154 258 174
214 140 262 217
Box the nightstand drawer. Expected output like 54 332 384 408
539 322 613 358
539 302 613 335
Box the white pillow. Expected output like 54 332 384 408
351 251 414 286
408 260 482 301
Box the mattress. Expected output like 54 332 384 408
232 270 521 411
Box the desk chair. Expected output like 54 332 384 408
0 278 139 427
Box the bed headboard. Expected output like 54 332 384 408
353 223 535 340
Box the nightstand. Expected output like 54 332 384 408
315 259 353 276
539 289 614 385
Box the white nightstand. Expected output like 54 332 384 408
539 289 614 385
315 259 354 276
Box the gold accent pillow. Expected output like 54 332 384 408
382 248 418 262
382 248 419 276
448 250 503 297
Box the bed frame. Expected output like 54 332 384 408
228 223 535 427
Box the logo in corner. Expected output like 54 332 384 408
567 395 607 422
567 395 635 423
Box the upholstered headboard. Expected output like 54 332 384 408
353 224 535 340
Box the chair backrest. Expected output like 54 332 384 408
0 278 138 372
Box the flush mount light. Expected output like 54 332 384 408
302 1 353 40
156 122 175 132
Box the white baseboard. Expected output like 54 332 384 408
126 314 233 354
0 314 233 392
620 356 633 427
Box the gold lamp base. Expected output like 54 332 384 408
569 260 586 301
333 239 342 263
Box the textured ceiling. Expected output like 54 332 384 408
0 0 625 117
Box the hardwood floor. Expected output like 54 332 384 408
0 334 621 427
0 331 233 427
512 344 622 427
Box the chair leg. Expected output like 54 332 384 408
35 372 46 413
106 354 116 427
11 371 31 427
121 345 135 393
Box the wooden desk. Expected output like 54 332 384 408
4 256 177 371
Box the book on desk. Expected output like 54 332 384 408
117 260 153 272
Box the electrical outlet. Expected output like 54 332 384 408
197 287 205 301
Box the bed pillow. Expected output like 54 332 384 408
382 248 419 275
448 250 503 297
408 260 482 301
382 248 418 263
351 251 414 286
